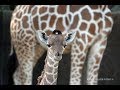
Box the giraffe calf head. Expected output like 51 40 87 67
36 29 76 60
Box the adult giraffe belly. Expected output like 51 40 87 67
30 5 72 54
30 5 102 54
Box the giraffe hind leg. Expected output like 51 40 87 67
13 43 36 85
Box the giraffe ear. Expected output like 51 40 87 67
35 30 48 45
65 31 76 44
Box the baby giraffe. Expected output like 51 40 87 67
35 30 76 85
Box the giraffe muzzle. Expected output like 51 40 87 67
54 52 63 60
55 52 62 57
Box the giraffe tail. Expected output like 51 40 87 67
9 40 14 56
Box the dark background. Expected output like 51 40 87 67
0 5 120 85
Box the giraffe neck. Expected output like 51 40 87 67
39 50 60 85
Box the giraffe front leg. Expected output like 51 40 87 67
86 35 108 85
13 44 35 85
69 39 88 85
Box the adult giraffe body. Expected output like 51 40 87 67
10 5 113 85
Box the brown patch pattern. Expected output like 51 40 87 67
89 23 96 35
16 12 22 19
41 22 46 30
41 14 49 20
70 15 79 29
81 9 91 21
89 5 99 9
50 15 56 27
94 12 102 20
80 22 87 30
22 16 29 28
56 18 65 31
49 8 54 13
105 17 112 28
70 5 82 13
39 7 47 14
58 5 66 14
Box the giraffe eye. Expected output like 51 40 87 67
64 45 67 48
47 44 51 47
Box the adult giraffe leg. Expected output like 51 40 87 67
11 28 45 85
86 9 113 85
86 35 108 85
13 39 46 85
86 25 113 85
69 37 88 85
13 43 35 85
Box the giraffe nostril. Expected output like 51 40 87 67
55 52 62 56
57 52 60 56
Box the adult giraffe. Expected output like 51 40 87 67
10 5 113 85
